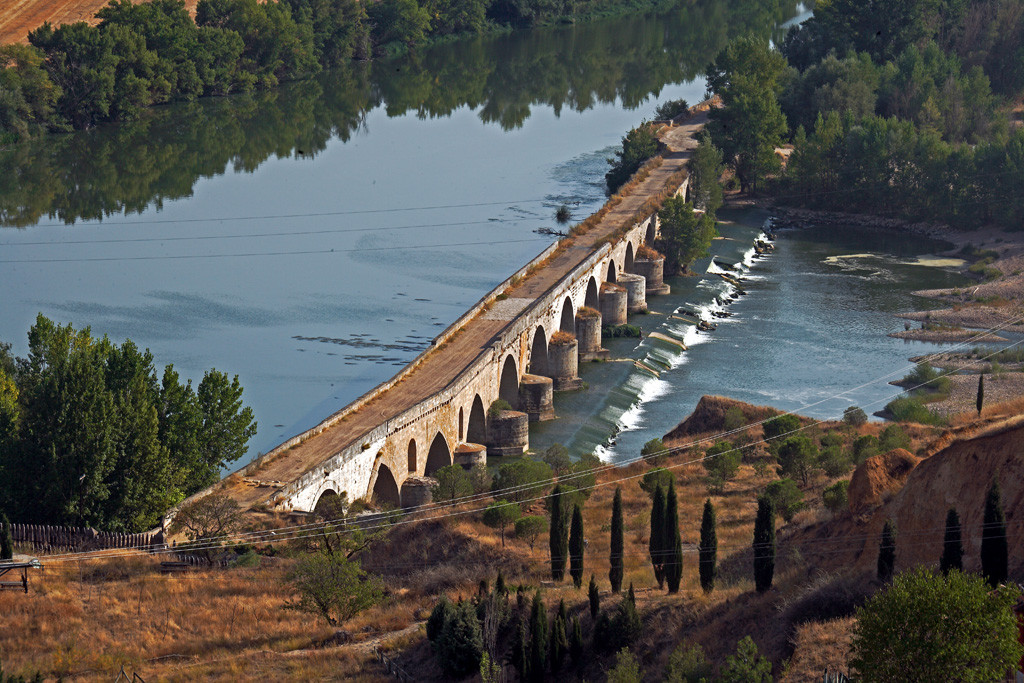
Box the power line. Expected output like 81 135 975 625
0 237 552 264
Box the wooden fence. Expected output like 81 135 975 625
9 523 163 554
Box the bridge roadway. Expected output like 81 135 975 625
211 113 707 513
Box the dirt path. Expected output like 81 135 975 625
218 114 707 510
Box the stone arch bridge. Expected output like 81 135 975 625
185 115 706 518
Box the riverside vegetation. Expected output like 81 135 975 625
0 0 799 145
0 314 256 532
699 0 1024 229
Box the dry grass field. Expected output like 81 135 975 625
0 400 974 681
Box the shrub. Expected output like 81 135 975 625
879 424 911 451
639 467 674 497
703 441 741 486
655 98 689 120
764 413 801 441
723 406 747 431
823 480 849 514
555 205 571 224
843 405 867 426
664 642 712 682
884 397 945 425
551 330 575 345
850 568 1024 680
820 445 853 477
719 636 772 683
640 437 666 462
606 647 643 683
285 551 384 626
577 306 601 319
765 478 805 522
602 324 642 338
853 435 880 463
488 399 512 417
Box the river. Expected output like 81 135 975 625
0 0 967 471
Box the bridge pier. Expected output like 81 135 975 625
519 373 555 422
454 442 487 469
576 308 608 361
549 335 584 391
488 410 529 457
600 283 627 326
400 476 435 508
633 254 670 296
618 273 647 313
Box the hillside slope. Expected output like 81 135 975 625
0 0 199 45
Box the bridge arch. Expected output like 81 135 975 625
645 217 657 244
625 242 635 273
585 277 599 310
528 326 549 376
467 395 487 443
407 439 417 473
459 407 464 441
559 296 575 334
499 355 519 408
372 464 400 508
425 432 452 475
314 488 342 517
607 260 617 283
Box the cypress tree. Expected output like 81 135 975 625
649 485 666 588
569 616 584 667
512 618 530 680
976 373 985 415
699 498 717 593
588 573 600 619
981 479 1008 587
529 591 548 682
609 487 624 593
0 512 13 561
569 504 585 589
877 519 897 583
663 480 683 593
940 507 963 576
753 495 775 593
550 603 568 673
550 484 568 581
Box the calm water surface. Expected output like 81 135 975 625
0 1 956 469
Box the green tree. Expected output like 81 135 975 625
609 487 624 593
568 504 585 589
195 369 257 481
764 478 806 522
0 512 12 560
569 616 584 667
705 37 788 192
606 647 643 683
940 507 963 576
639 467 674 497
366 0 431 48
656 196 717 275
640 437 665 463
436 600 484 678
981 479 1008 587
588 573 600 619
763 413 800 442
492 458 553 503
285 549 384 626
663 480 683 593
687 132 724 216
775 435 817 485
432 464 473 501
549 484 568 581
698 499 717 593
529 590 548 682
752 495 775 593
843 405 867 426
515 515 547 551
542 443 572 474
549 603 568 672
878 518 897 583
976 373 984 415
878 424 910 451
482 499 521 547
426 595 456 642
702 441 741 490
822 479 849 515
719 636 772 683
648 484 666 587
605 123 658 193
850 568 1024 680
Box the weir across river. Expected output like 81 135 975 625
181 112 708 516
